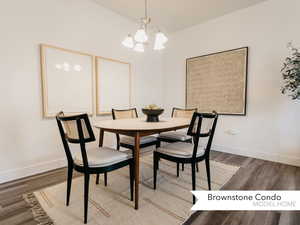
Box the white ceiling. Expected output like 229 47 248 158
93 0 267 32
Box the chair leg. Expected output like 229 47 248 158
84 174 90 224
192 163 196 204
182 163 184 171
66 166 73 206
96 174 100 185
156 141 161 149
104 172 107 186
205 158 211 190
176 162 179 177
116 134 120 150
129 162 134 201
155 142 160 170
196 163 199 172
153 153 158 189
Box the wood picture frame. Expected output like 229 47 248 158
40 44 94 118
95 56 132 115
186 47 248 116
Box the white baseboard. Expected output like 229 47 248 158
0 158 67 184
213 144 300 167
1 146 299 184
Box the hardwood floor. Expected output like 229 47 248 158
185 151 300 225
0 151 299 225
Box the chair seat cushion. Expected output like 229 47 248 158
157 142 205 158
74 147 130 168
158 131 191 141
120 135 157 145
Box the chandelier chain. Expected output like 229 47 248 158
145 0 147 19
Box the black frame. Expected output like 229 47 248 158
185 47 248 116
112 108 160 151
153 111 218 204
56 112 134 224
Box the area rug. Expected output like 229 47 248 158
24 154 239 225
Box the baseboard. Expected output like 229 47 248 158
1 146 299 184
213 144 300 167
0 158 67 184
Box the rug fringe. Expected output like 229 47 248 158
23 193 54 225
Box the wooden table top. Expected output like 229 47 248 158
94 117 190 132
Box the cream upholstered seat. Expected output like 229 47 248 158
158 108 197 143
157 142 205 158
120 136 158 145
56 112 134 224
74 147 130 168
158 108 197 173
153 112 219 204
112 108 159 151
158 131 191 141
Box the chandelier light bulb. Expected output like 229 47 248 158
153 41 165 51
134 28 148 43
133 43 145 52
155 32 168 45
122 35 134 48
121 0 167 52
154 32 167 50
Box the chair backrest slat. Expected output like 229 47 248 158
56 112 96 168
112 108 138 120
172 107 197 119
187 111 218 159
56 112 95 143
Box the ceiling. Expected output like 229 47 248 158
93 0 267 32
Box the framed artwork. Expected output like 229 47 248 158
95 56 131 115
40 44 94 118
186 47 248 115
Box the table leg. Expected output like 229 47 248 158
134 132 140 209
98 129 104 147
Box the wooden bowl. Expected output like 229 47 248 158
142 108 164 122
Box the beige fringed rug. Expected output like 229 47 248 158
24 154 239 225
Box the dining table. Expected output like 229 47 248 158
94 117 190 209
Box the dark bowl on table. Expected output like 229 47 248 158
142 108 164 122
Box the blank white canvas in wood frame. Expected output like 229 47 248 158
40 44 94 117
96 57 131 115
186 47 248 115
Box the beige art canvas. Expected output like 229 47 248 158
40 44 94 118
96 56 131 115
186 47 248 115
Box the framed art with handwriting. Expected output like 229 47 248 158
186 47 248 115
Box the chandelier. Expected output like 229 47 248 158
122 0 168 52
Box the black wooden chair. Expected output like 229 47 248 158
112 108 160 151
56 112 134 224
153 111 218 204
158 107 197 175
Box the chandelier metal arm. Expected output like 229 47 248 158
122 0 167 52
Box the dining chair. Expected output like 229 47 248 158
153 111 218 204
56 112 134 224
158 107 197 174
112 108 160 151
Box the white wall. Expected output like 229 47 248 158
2 0 300 184
0 0 163 183
163 0 300 166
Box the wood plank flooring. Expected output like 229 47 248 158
185 151 300 225
0 151 299 225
